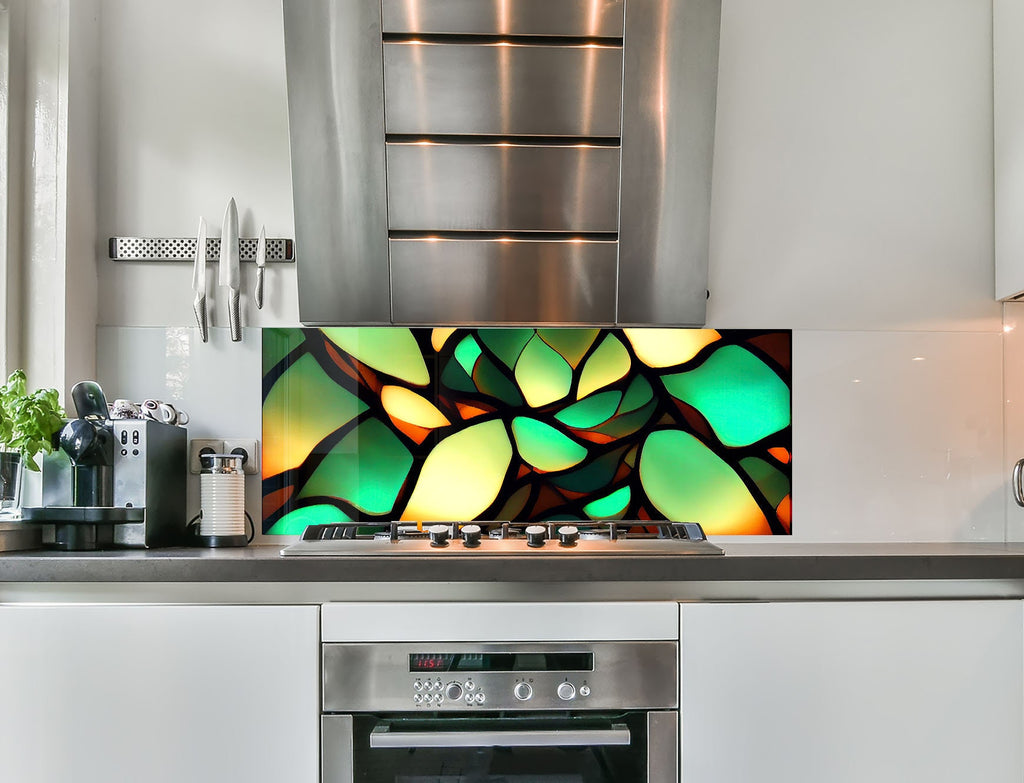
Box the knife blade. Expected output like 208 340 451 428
192 217 209 342
219 197 241 342
254 224 266 310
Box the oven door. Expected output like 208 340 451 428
323 711 677 783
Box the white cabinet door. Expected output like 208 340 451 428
996 0 1024 299
680 601 1023 783
0 604 319 783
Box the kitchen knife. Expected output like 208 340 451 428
254 224 266 310
192 217 209 342
219 197 241 342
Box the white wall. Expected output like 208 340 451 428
92 0 1004 542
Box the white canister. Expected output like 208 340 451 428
198 453 248 546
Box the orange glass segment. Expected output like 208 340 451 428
768 446 791 464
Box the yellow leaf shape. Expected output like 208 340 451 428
401 420 512 521
432 327 457 353
577 335 631 399
623 328 721 368
323 328 430 386
381 385 451 429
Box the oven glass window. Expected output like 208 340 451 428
349 713 648 783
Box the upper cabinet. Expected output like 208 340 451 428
996 0 1024 300
283 0 721 326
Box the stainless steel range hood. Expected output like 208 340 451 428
284 0 721 326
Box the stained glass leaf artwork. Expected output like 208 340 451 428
618 376 654 414
512 417 588 472
515 334 573 408
577 334 631 399
554 391 622 429
584 486 631 519
475 355 524 406
550 446 629 493
594 398 657 440
263 327 306 377
537 328 600 369
662 346 790 447
441 357 477 394
454 335 483 376
263 353 369 479
323 328 430 386
740 457 790 509
639 430 770 534
432 327 458 353
401 419 513 521
623 328 721 368
381 385 451 430
479 329 535 370
297 418 413 515
265 504 353 535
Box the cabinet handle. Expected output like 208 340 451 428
1013 459 1024 507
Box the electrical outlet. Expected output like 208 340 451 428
189 439 224 474
223 438 260 475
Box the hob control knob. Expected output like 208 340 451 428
525 524 547 548
514 682 533 701
445 682 464 701
428 524 450 547
557 525 579 547
557 682 576 701
461 524 482 548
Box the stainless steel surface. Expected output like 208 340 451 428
191 217 208 342
1013 458 1024 508
322 641 678 712
383 42 623 137
254 225 266 309
617 0 721 325
199 452 244 475
0 522 42 552
381 0 625 37
219 198 241 342
368 723 631 748
284 0 391 325
386 142 621 231
109 236 293 262
647 711 678 783
390 238 617 323
284 536 722 557
321 715 354 783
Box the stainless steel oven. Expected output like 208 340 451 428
321 640 679 782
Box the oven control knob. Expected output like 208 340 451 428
557 525 579 546
428 524 450 547
445 682 464 701
525 525 547 548
513 682 533 701
557 682 576 701
461 524 482 548
579 685 591 697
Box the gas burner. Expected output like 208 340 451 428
281 520 724 557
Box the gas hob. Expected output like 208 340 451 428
280 520 723 557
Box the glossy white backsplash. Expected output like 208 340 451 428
1003 302 1024 540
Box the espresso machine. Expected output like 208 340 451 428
22 381 187 550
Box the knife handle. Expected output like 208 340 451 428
255 267 265 310
228 289 241 342
193 294 209 343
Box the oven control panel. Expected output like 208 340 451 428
322 641 678 713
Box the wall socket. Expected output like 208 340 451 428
188 438 261 475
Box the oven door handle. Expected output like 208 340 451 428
369 723 632 749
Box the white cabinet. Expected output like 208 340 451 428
996 0 1024 299
679 601 1023 783
0 604 319 783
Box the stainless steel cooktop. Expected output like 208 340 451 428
280 521 723 557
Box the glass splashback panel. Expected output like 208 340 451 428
262 328 792 535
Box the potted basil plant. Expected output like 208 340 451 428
0 370 65 516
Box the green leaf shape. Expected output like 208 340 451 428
266 504 353 535
512 417 588 472
618 376 653 414
739 456 790 509
515 334 573 408
549 446 628 493
537 329 600 369
662 345 790 447
474 355 524 406
454 335 483 376
0 369 65 471
322 327 430 386
577 334 631 398
479 329 534 370
441 357 477 394
262 328 306 377
402 419 513 521
639 430 768 535
584 486 631 519
263 354 369 478
297 418 413 515
554 391 622 429
592 398 657 441
496 484 532 520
